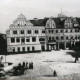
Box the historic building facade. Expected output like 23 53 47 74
6 13 80 53
6 14 46 53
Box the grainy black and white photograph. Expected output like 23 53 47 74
0 0 80 80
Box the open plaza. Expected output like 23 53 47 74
1 50 80 80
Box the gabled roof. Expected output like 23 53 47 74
30 17 65 28
30 18 48 26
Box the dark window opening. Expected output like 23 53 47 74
32 46 35 51
48 30 50 33
22 47 25 52
25 24 26 26
28 30 31 34
35 30 38 34
42 30 45 33
18 47 20 52
11 38 15 43
16 38 20 42
18 24 20 26
66 36 68 39
27 47 30 52
71 36 73 39
75 36 77 39
65 29 68 33
61 36 64 40
13 48 15 52
26 38 30 42
70 29 72 32
32 37 36 42
49 37 51 41
61 30 63 33
56 37 59 40
21 38 25 42
20 30 24 34
56 30 58 33
13 30 17 34
52 37 54 40
39 38 45 41
51 30 53 33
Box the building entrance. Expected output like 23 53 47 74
18 47 20 52
42 45 45 51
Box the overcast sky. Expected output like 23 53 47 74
0 0 80 33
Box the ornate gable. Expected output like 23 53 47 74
46 18 56 28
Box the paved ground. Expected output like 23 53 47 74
1 50 80 80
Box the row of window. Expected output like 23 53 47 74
13 46 35 52
48 36 80 40
11 37 36 43
11 37 45 43
13 30 45 34
48 29 80 33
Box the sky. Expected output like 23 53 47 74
0 0 80 33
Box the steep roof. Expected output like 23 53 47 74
30 17 65 28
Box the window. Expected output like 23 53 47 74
13 48 15 52
32 46 35 51
56 37 59 40
78 36 80 39
78 30 79 32
11 38 15 43
56 30 58 33
48 30 50 33
22 47 25 52
49 37 51 41
42 30 45 33
75 29 78 32
65 29 68 33
71 36 73 39
35 30 38 34
18 47 20 52
61 30 63 33
28 30 31 34
32 37 36 42
51 30 53 33
26 38 30 42
39 38 45 41
18 24 20 26
66 36 68 39
70 29 72 32
21 38 25 42
20 30 24 34
75 36 77 39
16 38 20 42
61 36 64 40
24 24 26 26
13 30 17 34
52 37 54 40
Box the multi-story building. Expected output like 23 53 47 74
6 13 80 53
6 14 46 53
